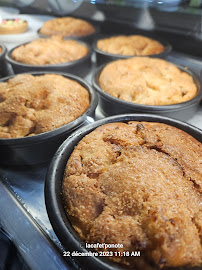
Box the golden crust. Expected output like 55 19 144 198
0 74 90 138
63 121 202 269
0 19 28 35
97 35 165 56
11 37 88 65
40 17 95 37
99 57 198 105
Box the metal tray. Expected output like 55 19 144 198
0 29 202 270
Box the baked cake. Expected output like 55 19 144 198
0 74 89 138
11 37 88 65
96 35 165 56
0 19 28 35
98 57 197 105
39 17 95 37
63 121 202 269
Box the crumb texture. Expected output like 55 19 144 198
0 74 89 138
11 37 88 65
63 122 202 269
97 35 165 56
98 57 198 105
40 17 95 37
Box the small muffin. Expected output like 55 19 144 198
11 37 88 66
97 35 165 56
62 121 202 269
0 47 2 54
98 57 197 105
0 74 90 138
40 17 95 37
0 19 28 35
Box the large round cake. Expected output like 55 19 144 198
63 121 202 269
0 74 89 138
98 57 197 105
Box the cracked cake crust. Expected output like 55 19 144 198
0 74 90 138
96 35 165 56
98 57 198 106
11 37 88 65
62 121 202 269
40 17 95 37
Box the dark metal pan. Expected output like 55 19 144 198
37 24 99 45
92 34 172 66
37 16 99 45
5 40 92 78
45 113 202 270
0 44 10 78
0 71 98 166
92 62 202 121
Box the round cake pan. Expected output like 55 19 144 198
45 113 202 270
93 34 172 66
37 20 99 45
92 63 202 121
5 40 92 78
0 71 98 166
37 17 100 45
0 44 10 78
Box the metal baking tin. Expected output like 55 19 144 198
37 27 98 45
92 34 172 66
0 44 10 78
37 20 99 45
0 71 98 166
92 63 202 121
45 114 202 270
5 40 92 78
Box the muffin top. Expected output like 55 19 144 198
11 37 88 65
40 17 95 37
96 35 165 56
0 74 89 138
98 57 198 105
63 121 202 269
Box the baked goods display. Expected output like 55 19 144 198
62 121 202 269
96 35 165 56
0 74 90 138
39 17 95 37
98 57 197 105
11 37 88 65
0 19 28 35
0 10 201 270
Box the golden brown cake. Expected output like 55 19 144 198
39 17 95 37
98 57 197 105
11 37 88 65
0 74 89 138
97 35 165 56
0 47 2 54
0 19 28 35
62 121 202 269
